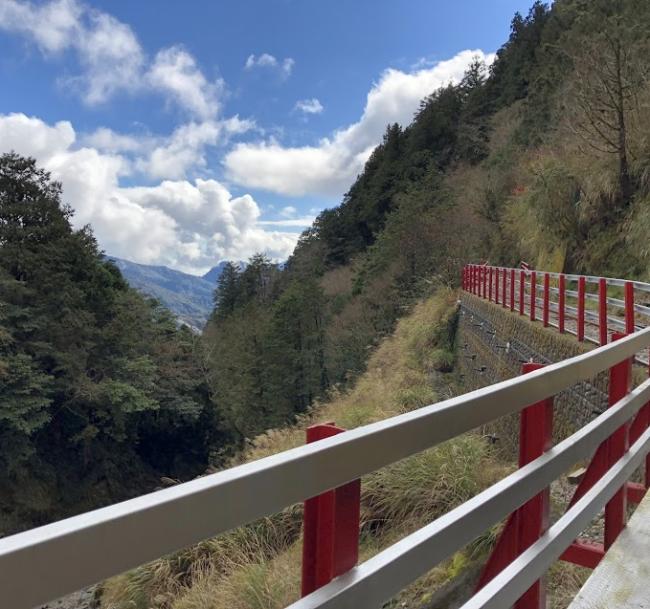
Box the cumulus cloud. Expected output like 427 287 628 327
82 115 255 181
258 217 316 227
148 46 223 119
82 127 148 154
138 116 255 180
0 0 144 104
294 98 324 115
0 0 222 117
0 113 297 272
225 49 496 197
244 53 295 78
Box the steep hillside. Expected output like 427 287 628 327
109 258 231 331
201 0 650 447
101 288 514 609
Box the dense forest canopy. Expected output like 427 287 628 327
0 154 230 532
4 0 650 538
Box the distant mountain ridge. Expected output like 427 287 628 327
108 257 232 330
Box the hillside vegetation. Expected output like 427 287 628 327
101 289 514 609
109 257 230 331
3 0 650 606
100 1 650 607
201 0 650 446
0 154 229 533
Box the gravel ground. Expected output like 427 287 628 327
39 587 96 609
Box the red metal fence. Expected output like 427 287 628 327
462 263 650 608
462 264 650 352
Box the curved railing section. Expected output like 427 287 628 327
1 284 650 609
462 264 650 360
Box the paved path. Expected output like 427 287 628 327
568 492 650 609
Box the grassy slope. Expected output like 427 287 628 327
99 288 512 609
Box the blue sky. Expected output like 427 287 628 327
0 0 535 274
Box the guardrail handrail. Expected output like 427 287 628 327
462 264 650 360
2 326 650 609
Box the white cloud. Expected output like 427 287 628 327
0 113 297 272
148 46 222 119
138 116 255 180
82 115 255 181
0 0 81 53
294 98 324 115
0 0 222 117
0 0 145 104
259 217 316 227
82 127 148 154
244 53 294 78
225 49 496 197
280 205 297 217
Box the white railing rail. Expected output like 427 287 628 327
2 329 650 609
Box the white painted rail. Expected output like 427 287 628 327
2 328 650 609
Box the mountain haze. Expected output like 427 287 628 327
108 258 231 330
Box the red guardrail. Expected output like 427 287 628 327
461 263 650 607
462 264 650 351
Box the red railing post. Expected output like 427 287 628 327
604 333 631 550
557 273 566 334
495 268 500 304
543 273 550 327
598 278 607 346
530 271 537 322
577 276 586 342
625 281 634 334
489 267 493 302
483 266 488 299
519 270 525 316
477 363 552 609
516 362 552 609
302 423 361 597
502 267 507 308
510 269 515 312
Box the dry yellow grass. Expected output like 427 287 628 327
100 288 510 609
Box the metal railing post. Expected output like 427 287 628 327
625 281 635 334
516 362 552 609
489 267 493 302
302 423 361 597
557 274 566 334
530 271 537 322
477 362 552 609
502 267 507 309
496 268 500 304
483 266 488 299
577 276 586 342
599 278 607 346
510 268 515 312
543 273 550 328
519 270 525 316
647 355 650 489
604 333 631 550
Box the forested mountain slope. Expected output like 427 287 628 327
4 1 650 606
203 0 650 445
0 155 232 533
108 257 231 331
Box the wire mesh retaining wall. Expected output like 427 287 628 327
2 296 650 609
462 264 650 365
459 300 609 454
